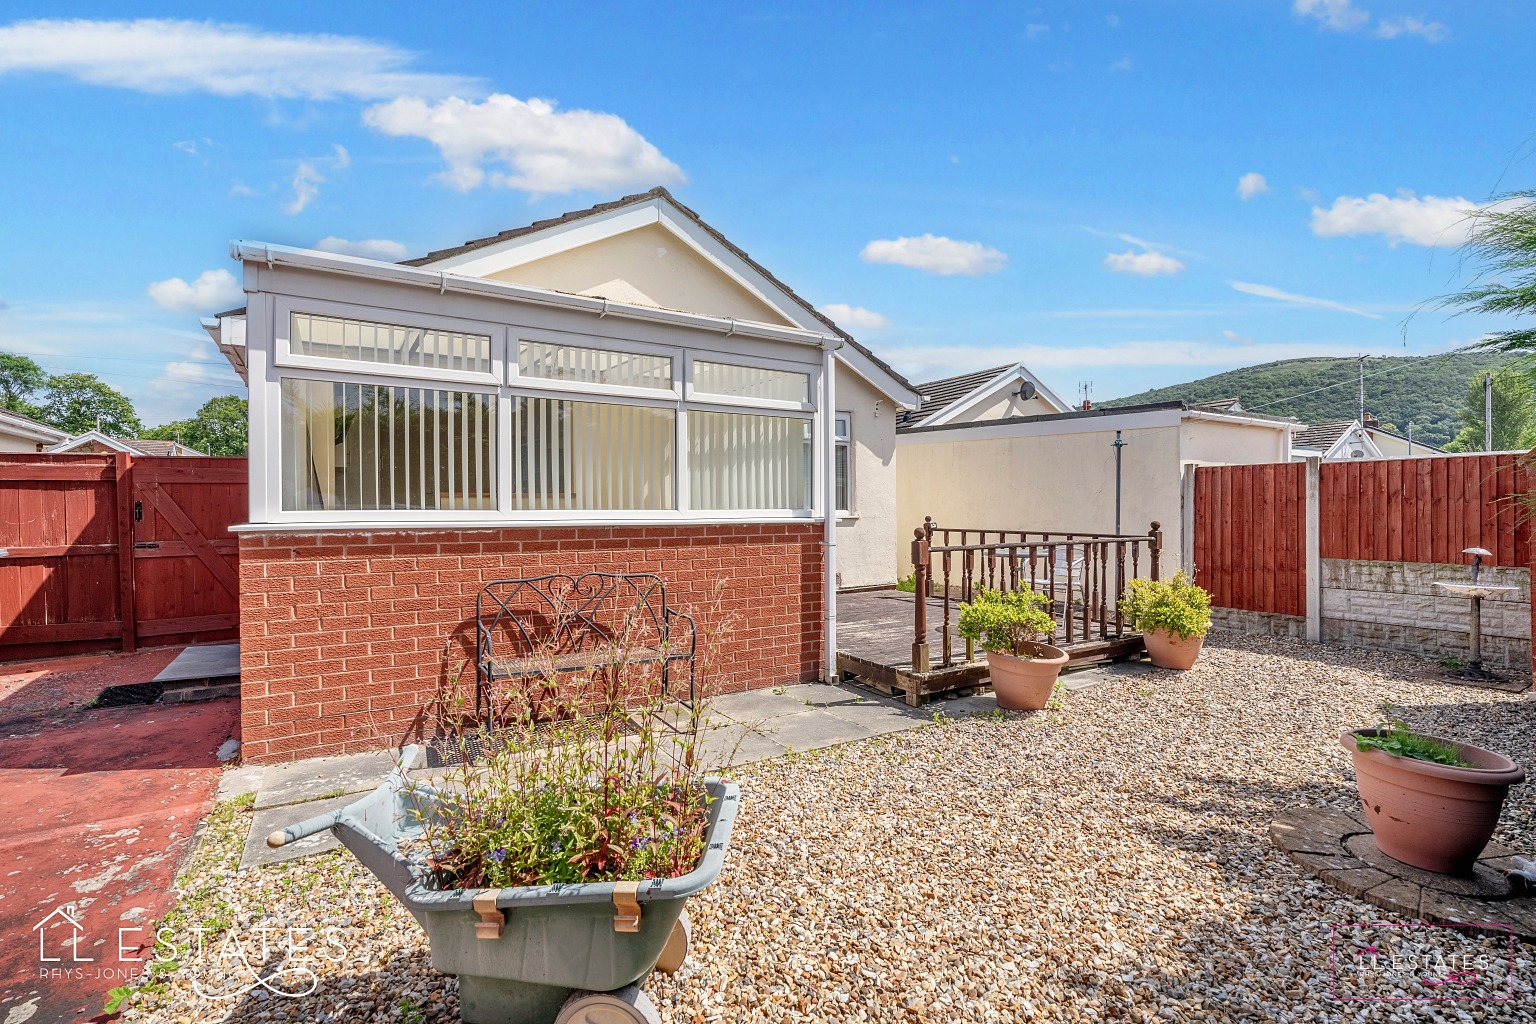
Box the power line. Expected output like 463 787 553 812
1242 353 1469 413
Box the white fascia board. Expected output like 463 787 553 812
897 407 1182 445
921 363 1071 427
50 430 135 453
203 314 249 383
227 241 837 349
0 410 68 444
834 344 921 408
1181 409 1292 431
416 201 663 274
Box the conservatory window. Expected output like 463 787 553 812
517 340 673 390
512 396 676 511
290 312 491 374
693 361 809 403
279 378 496 512
688 410 811 511
835 413 851 514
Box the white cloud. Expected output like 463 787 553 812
1229 280 1381 319
1293 2 1449 41
1104 250 1185 276
1237 172 1269 200
283 144 349 215
1375 15 1449 41
860 235 1008 276
889 339 1399 380
1106 14 1121 28
0 18 477 99
1223 329 1255 344
1292 0 1370 32
818 304 891 331
363 94 685 196
229 182 258 197
315 236 410 261
1310 190 1475 247
1025 23 1051 39
1108 56 1134 72
147 269 243 313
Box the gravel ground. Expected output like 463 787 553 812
123 631 1536 1023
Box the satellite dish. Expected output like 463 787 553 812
1016 380 1037 402
1350 449 1366 458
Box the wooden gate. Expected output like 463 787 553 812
0 453 247 661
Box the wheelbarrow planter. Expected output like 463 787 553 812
268 747 740 1024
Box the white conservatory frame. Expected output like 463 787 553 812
230 243 842 532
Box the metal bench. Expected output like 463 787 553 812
475 573 696 724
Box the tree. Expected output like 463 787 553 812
0 352 47 415
142 395 248 456
1443 368 1536 452
38 372 141 435
1438 191 1536 354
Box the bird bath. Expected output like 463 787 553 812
1432 547 1518 676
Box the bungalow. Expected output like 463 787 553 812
0 408 68 452
209 187 919 763
49 431 206 456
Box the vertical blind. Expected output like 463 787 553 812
513 397 675 511
291 312 491 374
688 411 810 511
279 377 496 511
518 340 673 390
693 361 809 403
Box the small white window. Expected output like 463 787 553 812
834 413 852 514
291 312 491 374
693 361 809 403
518 340 673 390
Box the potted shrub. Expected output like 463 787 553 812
1341 703 1525 875
957 587 1068 710
1119 571 1212 670
268 630 736 1024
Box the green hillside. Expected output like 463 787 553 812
1101 351 1517 447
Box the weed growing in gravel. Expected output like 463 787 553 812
1354 702 1471 767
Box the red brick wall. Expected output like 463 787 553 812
237 524 825 763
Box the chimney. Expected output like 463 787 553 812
1363 412 1379 428
1081 399 1092 411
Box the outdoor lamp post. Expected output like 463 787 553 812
1111 430 1127 535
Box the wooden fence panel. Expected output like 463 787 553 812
0 454 247 660
1191 462 1307 616
1318 455 1519 563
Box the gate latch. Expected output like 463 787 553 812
133 500 143 522
133 542 159 549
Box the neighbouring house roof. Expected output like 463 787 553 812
49 431 206 456
400 186 920 407
0 406 69 445
1190 397 1245 412
1365 425 1447 453
896 398 1296 438
902 363 1072 428
1291 421 1358 452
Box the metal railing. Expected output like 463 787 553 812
909 517 1163 671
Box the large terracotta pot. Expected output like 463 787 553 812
1142 628 1205 670
1341 729 1525 875
985 642 1068 710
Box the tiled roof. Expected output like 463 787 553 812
1190 397 1243 412
1292 421 1357 451
399 186 916 397
124 439 206 457
902 366 1012 425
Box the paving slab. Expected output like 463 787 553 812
695 722 787 769
253 749 399 810
821 699 930 736
217 763 265 802
711 688 819 725
755 709 878 752
242 795 355 868
153 643 240 684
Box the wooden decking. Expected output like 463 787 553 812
836 589 1145 706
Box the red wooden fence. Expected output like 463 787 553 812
1191 461 1306 616
0 453 247 661
1319 454 1529 566
1193 453 1532 618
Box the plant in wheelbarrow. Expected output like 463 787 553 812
1118 570 1212 670
957 587 1067 710
267 623 737 1024
1341 702 1525 875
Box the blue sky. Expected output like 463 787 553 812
1 1 1530 425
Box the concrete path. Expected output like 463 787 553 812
240 664 1143 869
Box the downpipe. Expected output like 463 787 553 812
822 336 843 683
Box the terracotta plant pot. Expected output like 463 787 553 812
1341 729 1526 875
1142 628 1205 670
985 642 1069 710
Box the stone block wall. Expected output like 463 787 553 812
1319 559 1530 671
